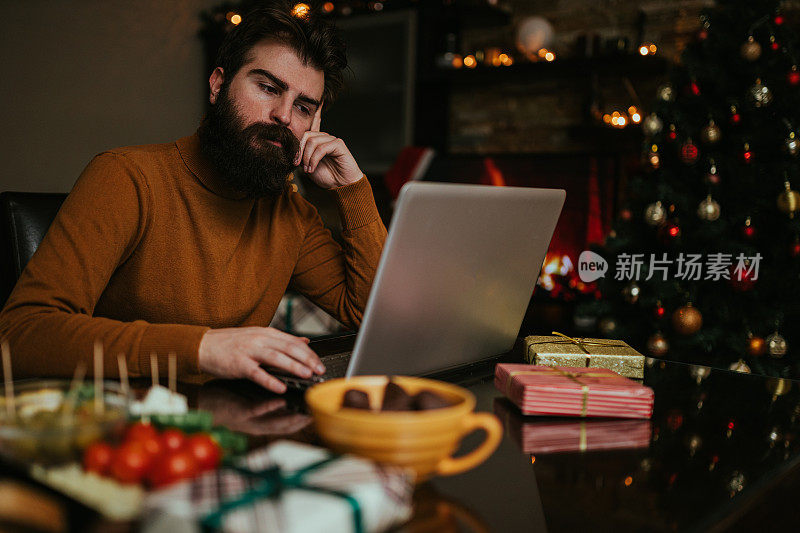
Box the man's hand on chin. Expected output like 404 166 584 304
198 327 326 393
294 103 364 189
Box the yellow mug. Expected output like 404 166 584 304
305 375 503 482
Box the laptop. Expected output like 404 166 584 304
274 181 565 388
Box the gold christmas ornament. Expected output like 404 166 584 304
689 364 711 384
643 113 663 136
700 119 722 144
777 181 800 217
657 84 675 102
749 78 772 107
786 132 798 156
598 317 618 336
697 195 721 221
729 359 751 373
746 335 766 357
740 36 762 61
672 304 703 335
645 201 667 226
766 331 788 358
647 332 669 357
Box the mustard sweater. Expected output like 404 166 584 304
0 131 386 380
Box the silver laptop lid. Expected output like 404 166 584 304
346 182 566 377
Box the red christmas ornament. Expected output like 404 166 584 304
729 105 741 125
689 80 701 96
742 216 755 239
742 143 753 163
774 14 785 25
654 302 666 319
729 263 756 291
667 221 681 238
680 141 699 164
788 67 800 86
791 237 800 257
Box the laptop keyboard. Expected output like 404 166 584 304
271 351 352 388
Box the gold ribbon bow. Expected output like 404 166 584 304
529 331 626 355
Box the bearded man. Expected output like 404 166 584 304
0 6 386 393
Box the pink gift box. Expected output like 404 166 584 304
494 398 652 454
494 363 654 419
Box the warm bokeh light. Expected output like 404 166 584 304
624 476 633 486
230 13 242 24
639 42 657 55
322 2 335 12
632 113 641 123
628 106 638 115
537 48 547 58
464 55 477 68
371 1 384 11
501 54 513 66
531 456 536 464
618 116 627 126
611 116 619 126
603 114 612 123
291 3 311 18
544 51 555 62
538 254 573 291
451 55 463 68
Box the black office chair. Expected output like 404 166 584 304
0 192 67 307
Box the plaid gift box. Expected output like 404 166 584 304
495 363 654 419
523 332 645 379
144 440 413 533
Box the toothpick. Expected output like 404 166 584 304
117 353 130 399
2 340 14 421
150 352 159 387
168 352 176 394
94 341 104 416
63 362 87 419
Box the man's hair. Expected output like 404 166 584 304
214 3 347 104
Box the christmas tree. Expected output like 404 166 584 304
577 0 800 377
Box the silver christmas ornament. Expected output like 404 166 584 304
766 332 788 358
645 201 667 226
749 78 773 107
786 132 798 156
643 113 663 136
657 84 675 102
697 195 721 221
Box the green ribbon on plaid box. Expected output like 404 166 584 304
201 454 363 533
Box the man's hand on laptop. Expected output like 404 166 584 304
198 327 326 393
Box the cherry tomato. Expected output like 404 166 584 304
83 442 114 475
160 428 187 453
185 434 222 472
148 450 199 488
125 421 158 443
138 435 163 459
110 441 152 484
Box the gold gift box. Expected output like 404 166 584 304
523 332 645 379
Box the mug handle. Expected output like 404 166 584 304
435 413 503 477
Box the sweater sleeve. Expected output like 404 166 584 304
0 152 209 380
289 175 387 329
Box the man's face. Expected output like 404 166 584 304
198 40 325 197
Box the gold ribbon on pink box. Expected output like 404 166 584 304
504 366 621 418
524 331 645 379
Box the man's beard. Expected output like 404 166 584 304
197 85 300 198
